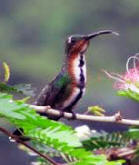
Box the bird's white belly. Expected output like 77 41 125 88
62 54 86 109
63 87 81 108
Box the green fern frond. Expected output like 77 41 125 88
0 93 123 165
82 132 130 151
125 127 139 140
0 82 35 96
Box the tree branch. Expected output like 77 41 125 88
30 105 139 126
95 147 135 163
0 127 59 165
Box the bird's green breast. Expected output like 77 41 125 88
55 73 71 88
53 53 87 110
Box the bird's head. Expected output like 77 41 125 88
65 30 119 55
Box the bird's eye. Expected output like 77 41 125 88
68 37 75 44
71 39 76 43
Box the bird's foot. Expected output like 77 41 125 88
59 111 64 118
71 111 77 120
68 111 76 120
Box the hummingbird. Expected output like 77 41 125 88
12 30 119 140
34 30 119 120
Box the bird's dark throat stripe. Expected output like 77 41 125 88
78 54 85 89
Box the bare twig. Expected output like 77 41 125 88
95 147 136 161
30 105 139 126
0 127 59 165
117 149 136 158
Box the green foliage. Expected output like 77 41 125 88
0 93 81 147
117 89 139 102
2 62 10 82
87 106 105 116
125 127 139 140
13 83 36 97
82 132 130 151
0 93 122 165
0 82 35 97
0 82 18 94
124 127 139 164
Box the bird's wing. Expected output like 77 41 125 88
34 72 70 106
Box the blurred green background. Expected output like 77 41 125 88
0 0 139 164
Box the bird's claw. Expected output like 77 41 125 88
59 111 64 118
68 111 76 120
71 112 77 120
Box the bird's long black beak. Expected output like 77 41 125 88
84 30 119 40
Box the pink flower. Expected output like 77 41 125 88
103 54 139 94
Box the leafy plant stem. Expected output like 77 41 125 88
0 126 59 165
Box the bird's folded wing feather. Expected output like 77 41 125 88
34 72 70 106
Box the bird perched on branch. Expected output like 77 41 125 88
34 30 119 120
12 30 119 141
